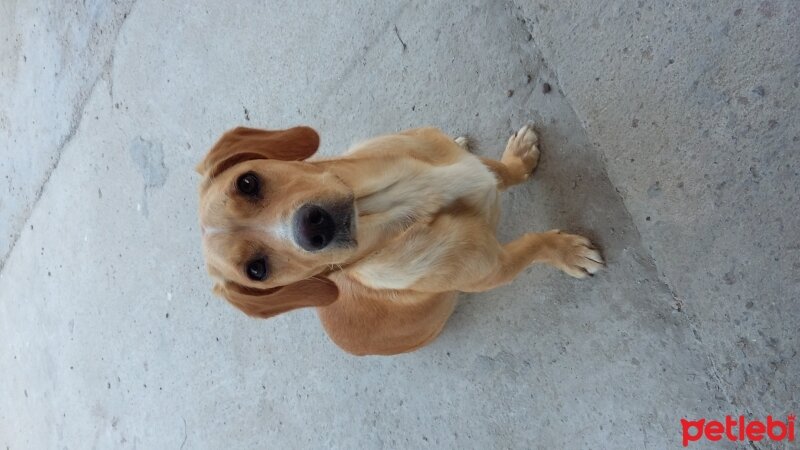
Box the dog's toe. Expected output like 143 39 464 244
454 136 471 151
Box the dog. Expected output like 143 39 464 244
197 124 603 355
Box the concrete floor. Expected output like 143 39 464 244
1 1 797 449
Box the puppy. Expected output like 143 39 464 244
197 124 603 355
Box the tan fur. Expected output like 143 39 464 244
197 124 603 355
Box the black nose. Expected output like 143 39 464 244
293 205 336 251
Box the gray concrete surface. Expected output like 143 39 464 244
1 1 797 449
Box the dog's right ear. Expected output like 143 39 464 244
214 277 338 320
196 126 320 179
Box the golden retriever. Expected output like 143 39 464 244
197 124 603 355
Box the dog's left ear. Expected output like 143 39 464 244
214 277 338 320
196 126 320 179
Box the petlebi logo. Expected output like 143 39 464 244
681 415 796 447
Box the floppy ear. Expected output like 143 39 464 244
214 277 338 319
196 126 321 179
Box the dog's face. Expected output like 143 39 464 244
197 126 344 318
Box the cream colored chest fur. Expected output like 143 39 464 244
349 153 500 290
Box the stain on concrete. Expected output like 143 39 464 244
129 137 168 189
128 137 168 216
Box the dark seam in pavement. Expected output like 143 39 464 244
0 0 138 277
506 0 743 418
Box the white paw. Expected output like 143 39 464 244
548 231 605 279
454 136 471 151
502 123 540 174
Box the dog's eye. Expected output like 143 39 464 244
245 257 269 281
236 172 261 197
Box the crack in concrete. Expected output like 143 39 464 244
0 1 137 277
103 49 116 101
318 2 410 113
0 77 98 276
507 0 741 418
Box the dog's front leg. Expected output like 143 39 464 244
480 124 540 190
463 230 604 292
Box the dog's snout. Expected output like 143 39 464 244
294 205 337 251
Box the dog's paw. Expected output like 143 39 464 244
454 135 471 151
545 230 604 279
502 124 540 176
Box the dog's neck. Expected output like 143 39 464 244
317 149 499 270
318 157 445 261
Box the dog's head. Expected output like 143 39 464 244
197 126 352 318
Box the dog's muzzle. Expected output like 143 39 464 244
293 202 355 251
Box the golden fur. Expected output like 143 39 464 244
197 124 603 355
